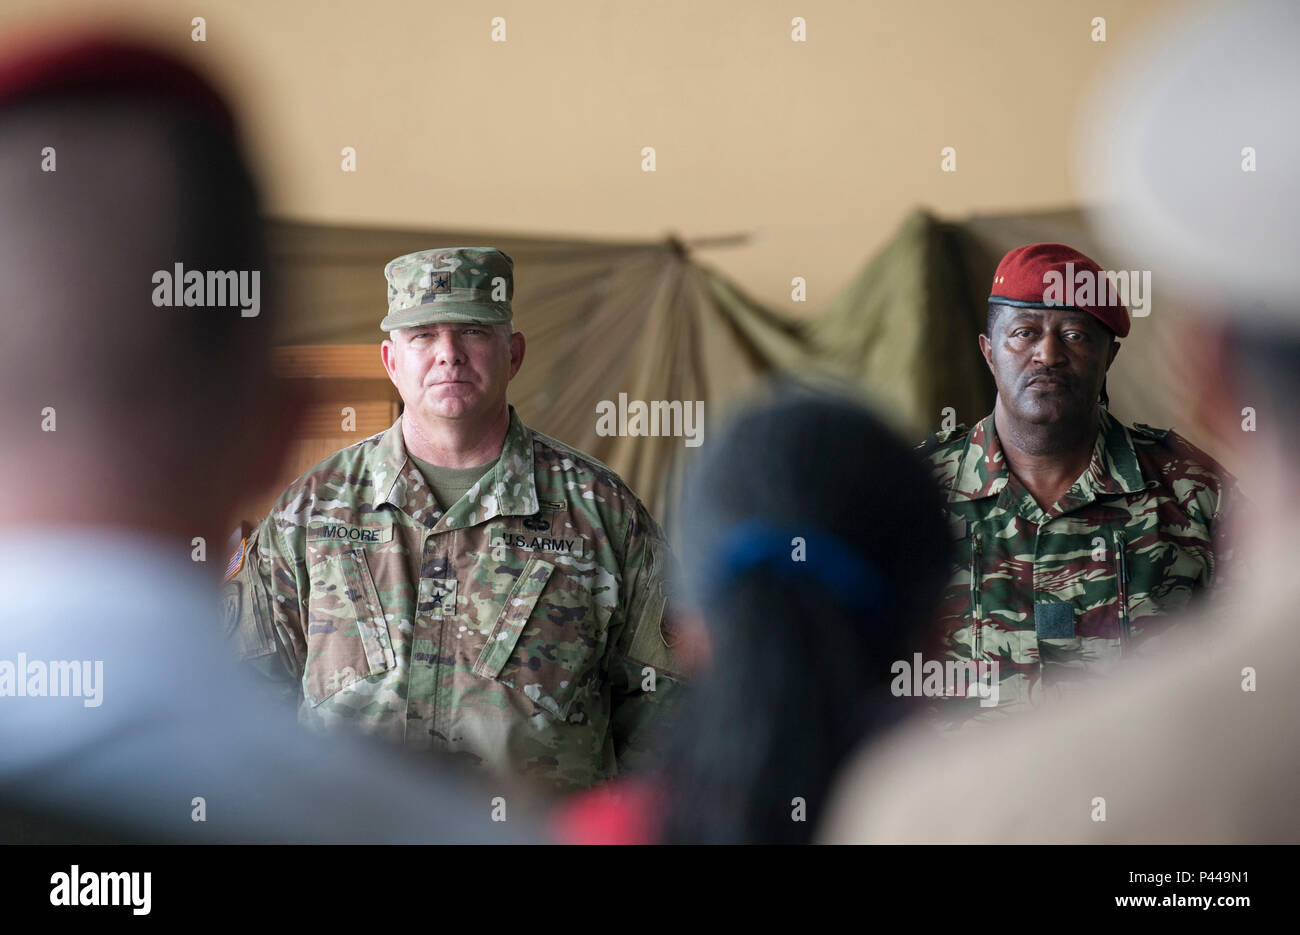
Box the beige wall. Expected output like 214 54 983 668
3 0 1177 311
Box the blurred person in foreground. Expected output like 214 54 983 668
918 242 1242 729
554 387 951 844
0 34 530 843
822 0 1297 844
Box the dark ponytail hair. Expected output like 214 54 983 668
656 384 952 844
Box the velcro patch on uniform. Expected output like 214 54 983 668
221 579 242 635
627 584 678 676
495 528 585 557
1034 602 1075 639
423 268 452 293
418 576 457 617
307 523 394 544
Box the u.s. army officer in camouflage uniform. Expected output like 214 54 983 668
919 243 1241 725
224 247 681 792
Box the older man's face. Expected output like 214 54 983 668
382 323 523 425
979 307 1118 427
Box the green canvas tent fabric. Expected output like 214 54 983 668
706 210 997 435
265 207 1230 528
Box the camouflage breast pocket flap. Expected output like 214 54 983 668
304 548 397 706
472 556 596 722
223 546 277 662
474 557 554 680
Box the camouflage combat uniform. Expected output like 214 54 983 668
224 405 682 793
919 406 1240 725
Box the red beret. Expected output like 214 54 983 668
0 33 236 138
989 242 1131 338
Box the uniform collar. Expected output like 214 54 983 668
950 406 1148 511
369 405 539 529
1065 407 1148 504
949 414 1008 502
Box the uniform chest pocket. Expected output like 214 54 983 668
304 548 396 706
472 556 601 722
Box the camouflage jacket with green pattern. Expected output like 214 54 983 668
918 406 1240 727
223 406 682 793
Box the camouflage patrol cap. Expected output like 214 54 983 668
381 247 513 331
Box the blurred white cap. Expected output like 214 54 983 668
1079 0 1300 330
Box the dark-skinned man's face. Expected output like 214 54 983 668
979 306 1120 427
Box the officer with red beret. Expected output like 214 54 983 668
917 242 1242 726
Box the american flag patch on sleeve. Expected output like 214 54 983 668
223 537 247 582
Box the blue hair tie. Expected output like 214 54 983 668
701 519 890 611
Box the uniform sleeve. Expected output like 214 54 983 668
221 515 307 709
1206 470 1250 607
605 504 685 773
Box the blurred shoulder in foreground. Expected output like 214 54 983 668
0 33 537 843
